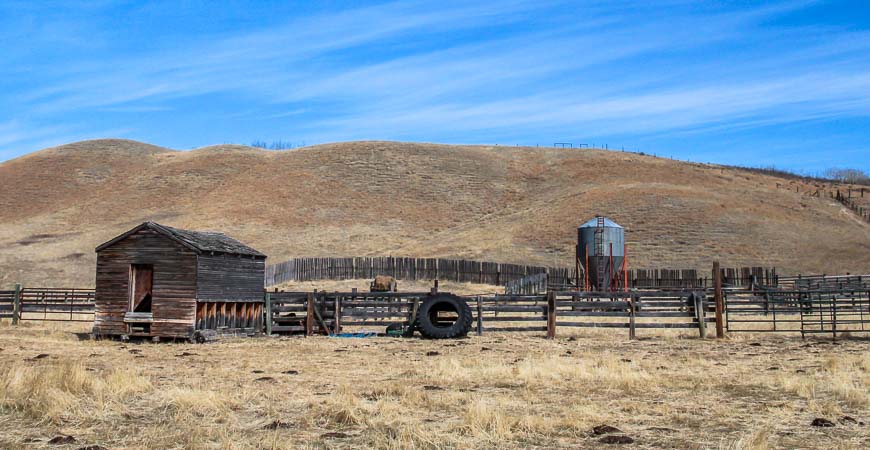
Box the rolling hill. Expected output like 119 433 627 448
1 139 869 287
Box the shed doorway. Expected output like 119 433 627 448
130 264 153 313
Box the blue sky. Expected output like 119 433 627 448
1 0 869 172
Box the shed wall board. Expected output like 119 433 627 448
94 228 198 338
196 254 265 303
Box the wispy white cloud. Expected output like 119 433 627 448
0 0 868 169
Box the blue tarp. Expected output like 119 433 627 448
330 332 378 338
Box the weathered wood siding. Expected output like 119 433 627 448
94 228 198 338
196 254 265 302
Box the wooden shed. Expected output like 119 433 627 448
93 222 267 340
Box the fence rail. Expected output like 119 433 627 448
0 287 96 323
723 288 870 337
834 188 870 223
0 289 15 320
777 274 870 290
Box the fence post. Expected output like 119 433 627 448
476 296 483 336
406 299 420 337
713 261 725 338
305 292 314 337
334 295 342 335
264 292 272 336
695 293 707 339
12 283 21 325
546 291 556 339
629 295 636 340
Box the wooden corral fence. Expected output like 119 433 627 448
553 291 713 339
0 287 17 322
264 256 572 287
778 274 870 290
834 188 870 223
263 288 713 339
723 288 870 338
265 290 437 335
544 266 777 292
266 257 776 292
0 286 95 323
620 266 777 289
505 272 549 295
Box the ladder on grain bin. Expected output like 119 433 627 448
595 216 606 289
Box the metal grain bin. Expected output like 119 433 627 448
577 216 625 291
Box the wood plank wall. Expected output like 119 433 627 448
94 228 198 338
264 257 568 287
197 254 265 302
265 257 775 290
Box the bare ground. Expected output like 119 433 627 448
0 320 867 449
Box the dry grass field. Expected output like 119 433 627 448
0 320 867 449
1 139 870 288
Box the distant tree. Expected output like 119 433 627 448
250 140 299 150
269 140 294 150
824 167 869 184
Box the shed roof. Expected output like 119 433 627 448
95 222 266 258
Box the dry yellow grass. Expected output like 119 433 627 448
1 139 869 288
0 320 867 449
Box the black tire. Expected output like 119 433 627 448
414 294 473 339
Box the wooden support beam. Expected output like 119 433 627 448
256 303 264 334
476 296 483 336
334 295 342 335
264 293 272 335
714 261 725 338
695 293 707 339
305 292 314 336
12 283 21 325
546 290 556 339
405 299 420 337
312 294 329 335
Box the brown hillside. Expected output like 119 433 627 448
1 139 869 287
